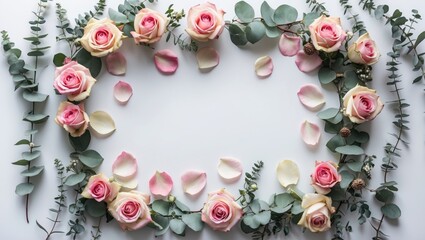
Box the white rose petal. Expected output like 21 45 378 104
89 111 116 137
276 160 300 188
297 84 325 111
217 157 243 182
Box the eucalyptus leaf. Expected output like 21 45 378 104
290 201 303 215
326 135 346 152
79 150 104 168
339 170 354 189
15 139 30 145
254 211 271 225
85 199 107 217
273 4 298 25
376 189 395 203
64 173 86 186
15 182 34 196
22 150 41 161
182 213 203 232
235 1 255 23
317 108 339 120
75 48 102 78
344 70 359 89
246 21 266 44
108 8 129 24
21 166 44 177
261 1 276 27
381 203 401 219
12 160 30 166
152 200 170 216
265 25 280 38
228 24 248 46
275 193 294 208
53 53 66 67
303 12 321 27
23 91 48 103
151 214 169 237
23 113 49 124
270 204 292 214
335 145 365 155
69 131 91 152
169 219 186 236
243 215 260 229
347 160 363 172
318 67 337 84
9 60 25 75
175 199 190 212
240 218 256 233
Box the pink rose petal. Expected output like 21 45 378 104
297 84 325 111
301 120 321 146
112 151 138 189
149 171 173 198
181 170 207 196
114 81 133 104
196 47 220 70
279 34 301 57
154 49 178 74
255 56 273 78
295 51 322 73
106 52 127 76
217 157 243 182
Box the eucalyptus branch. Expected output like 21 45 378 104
306 0 328 14
164 4 198 52
91 217 102 240
339 0 367 35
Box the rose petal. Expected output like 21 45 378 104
114 81 133 104
181 170 207 196
196 47 220 70
114 177 138 190
89 111 116 137
295 51 322 73
276 160 300 188
279 34 301 57
217 157 243 182
255 56 273 78
149 171 173 198
106 52 127 76
154 49 178 74
297 84 325 111
301 120 321 146
112 151 138 190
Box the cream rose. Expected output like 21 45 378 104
311 161 341 194
343 85 384 123
55 101 89 137
108 191 152 231
348 33 380 65
201 188 242 232
298 193 335 232
79 18 123 57
54 61 96 102
131 8 168 44
309 15 347 53
186 2 225 42
81 173 120 202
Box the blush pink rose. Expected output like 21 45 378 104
186 2 225 42
298 193 335 232
343 85 384 124
311 161 341 194
79 18 123 57
54 61 96 102
108 191 152 231
348 33 380 65
81 173 120 202
201 188 242 232
309 15 347 53
55 101 89 137
131 8 168 44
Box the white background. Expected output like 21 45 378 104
0 0 424 239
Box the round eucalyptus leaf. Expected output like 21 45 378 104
69 131 91 152
85 199 107 218
261 1 276 27
381 203 401 219
64 172 86 186
169 219 186 236
75 48 102 78
53 53 66 67
273 4 298 25
15 182 34 196
246 21 266 44
79 150 104 168
376 189 395 203
318 67 337 84
228 24 248 46
339 170 354 189
335 145 365 155
182 213 203 232
21 166 44 177
23 91 48 103
151 200 170 216
235 1 255 23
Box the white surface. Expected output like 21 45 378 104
0 0 424 239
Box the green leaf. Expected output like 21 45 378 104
108 8 129 24
23 113 49 124
375 5 388 19
240 218 256 233
339 170 354 189
347 160 363 172
152 200 170 216
15 139 30 145
15 182 34 196
335 145 365 155
182 213 203 232
175 199 190 212
291 201 303 215
317 108 339 120
36 220 48 234
169 219 186 236
9 60 25 74
303 12 320 27
326 135 345 152
75 48 102 78
12 160 30 166
265 25 280 38
273 4 298 25
274 193 294 208
27 50 44 57
245 21 266 44
69 131 91 152
151 214 169 236
376 189 395 203
79 150 104 168
254 211 271 225
23 91 48 103
53 53 66 67
260 1 276 27
344 70 359 89
243 215 260 229
318 67 337 84
85 199 107 217
64 173 86 186
235 1 255 23
22 150 41 161
7 48 22 58
21 166 44 177
228 24 248 46
381 203 401 219
409 31 425 54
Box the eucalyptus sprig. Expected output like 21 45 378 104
1 0 50 223
339 0 367 36
164 4 198 52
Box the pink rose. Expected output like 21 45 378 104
79 18 123 57
309 15 347 53
81 173 120 202
348 33 380 65
54 61 96 102
311 161 341 194
343 85 384 123
108 191 152 231
298 193 335 232
201 188 242 232
131 8 168 44
186 2 225 42
55 101 89 137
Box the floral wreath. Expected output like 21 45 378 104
2 0 423 239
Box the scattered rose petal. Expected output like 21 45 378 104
106 52 127 76
154 49 178 74
279 34 301 57
196 47 220 71
297 84 325 111
149 171 173 198
181 170 207 196
112 151 138 190
114 81 133 104
295 51 322 73
218 157 243 182
114 177 138 190
89 111 116 137
255 56 273 78
276 160 300 188
301 120 321 146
